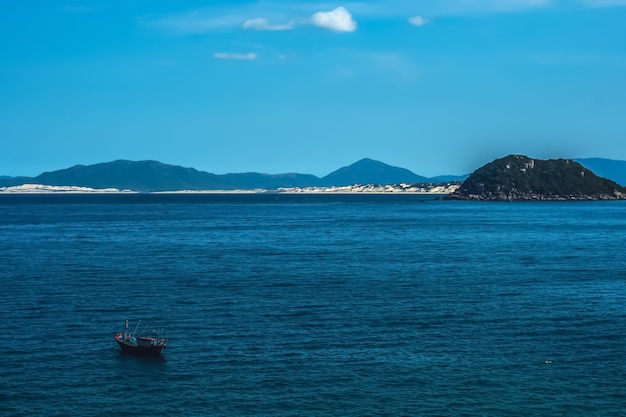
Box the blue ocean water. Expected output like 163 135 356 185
1 194 625 416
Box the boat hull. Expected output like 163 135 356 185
116 340 165 356
115 333 166 356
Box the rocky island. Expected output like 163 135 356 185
446 155 626 201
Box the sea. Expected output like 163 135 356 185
1 193 625 416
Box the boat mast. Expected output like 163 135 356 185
125 320 129 339
132 320 141 336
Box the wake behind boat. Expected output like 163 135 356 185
115 320 167 356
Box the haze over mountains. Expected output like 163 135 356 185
0 157 624 192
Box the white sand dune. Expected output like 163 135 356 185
0 184 133 193
1 183 459 194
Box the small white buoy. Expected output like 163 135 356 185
545 360 552 364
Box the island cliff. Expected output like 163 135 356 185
446 155 626 201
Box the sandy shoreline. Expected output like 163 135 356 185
0 183 460 195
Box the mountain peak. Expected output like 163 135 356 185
323 159 429 186
353 157 379 164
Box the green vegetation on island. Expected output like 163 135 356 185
447 155 626 201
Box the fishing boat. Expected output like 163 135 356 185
115 320 167 356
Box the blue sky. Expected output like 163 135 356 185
1 0 625 177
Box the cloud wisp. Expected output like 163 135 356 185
243 17 295 31
408 15 428 26
151 11 247 33
213 52 258 60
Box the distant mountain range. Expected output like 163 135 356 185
0 158 464 192
1 157 624 192
573 158 626 186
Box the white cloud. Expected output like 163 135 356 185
408 15 427 26
311 7 357 32
243 17 295 31
213 52 258 60
147 0 579 35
